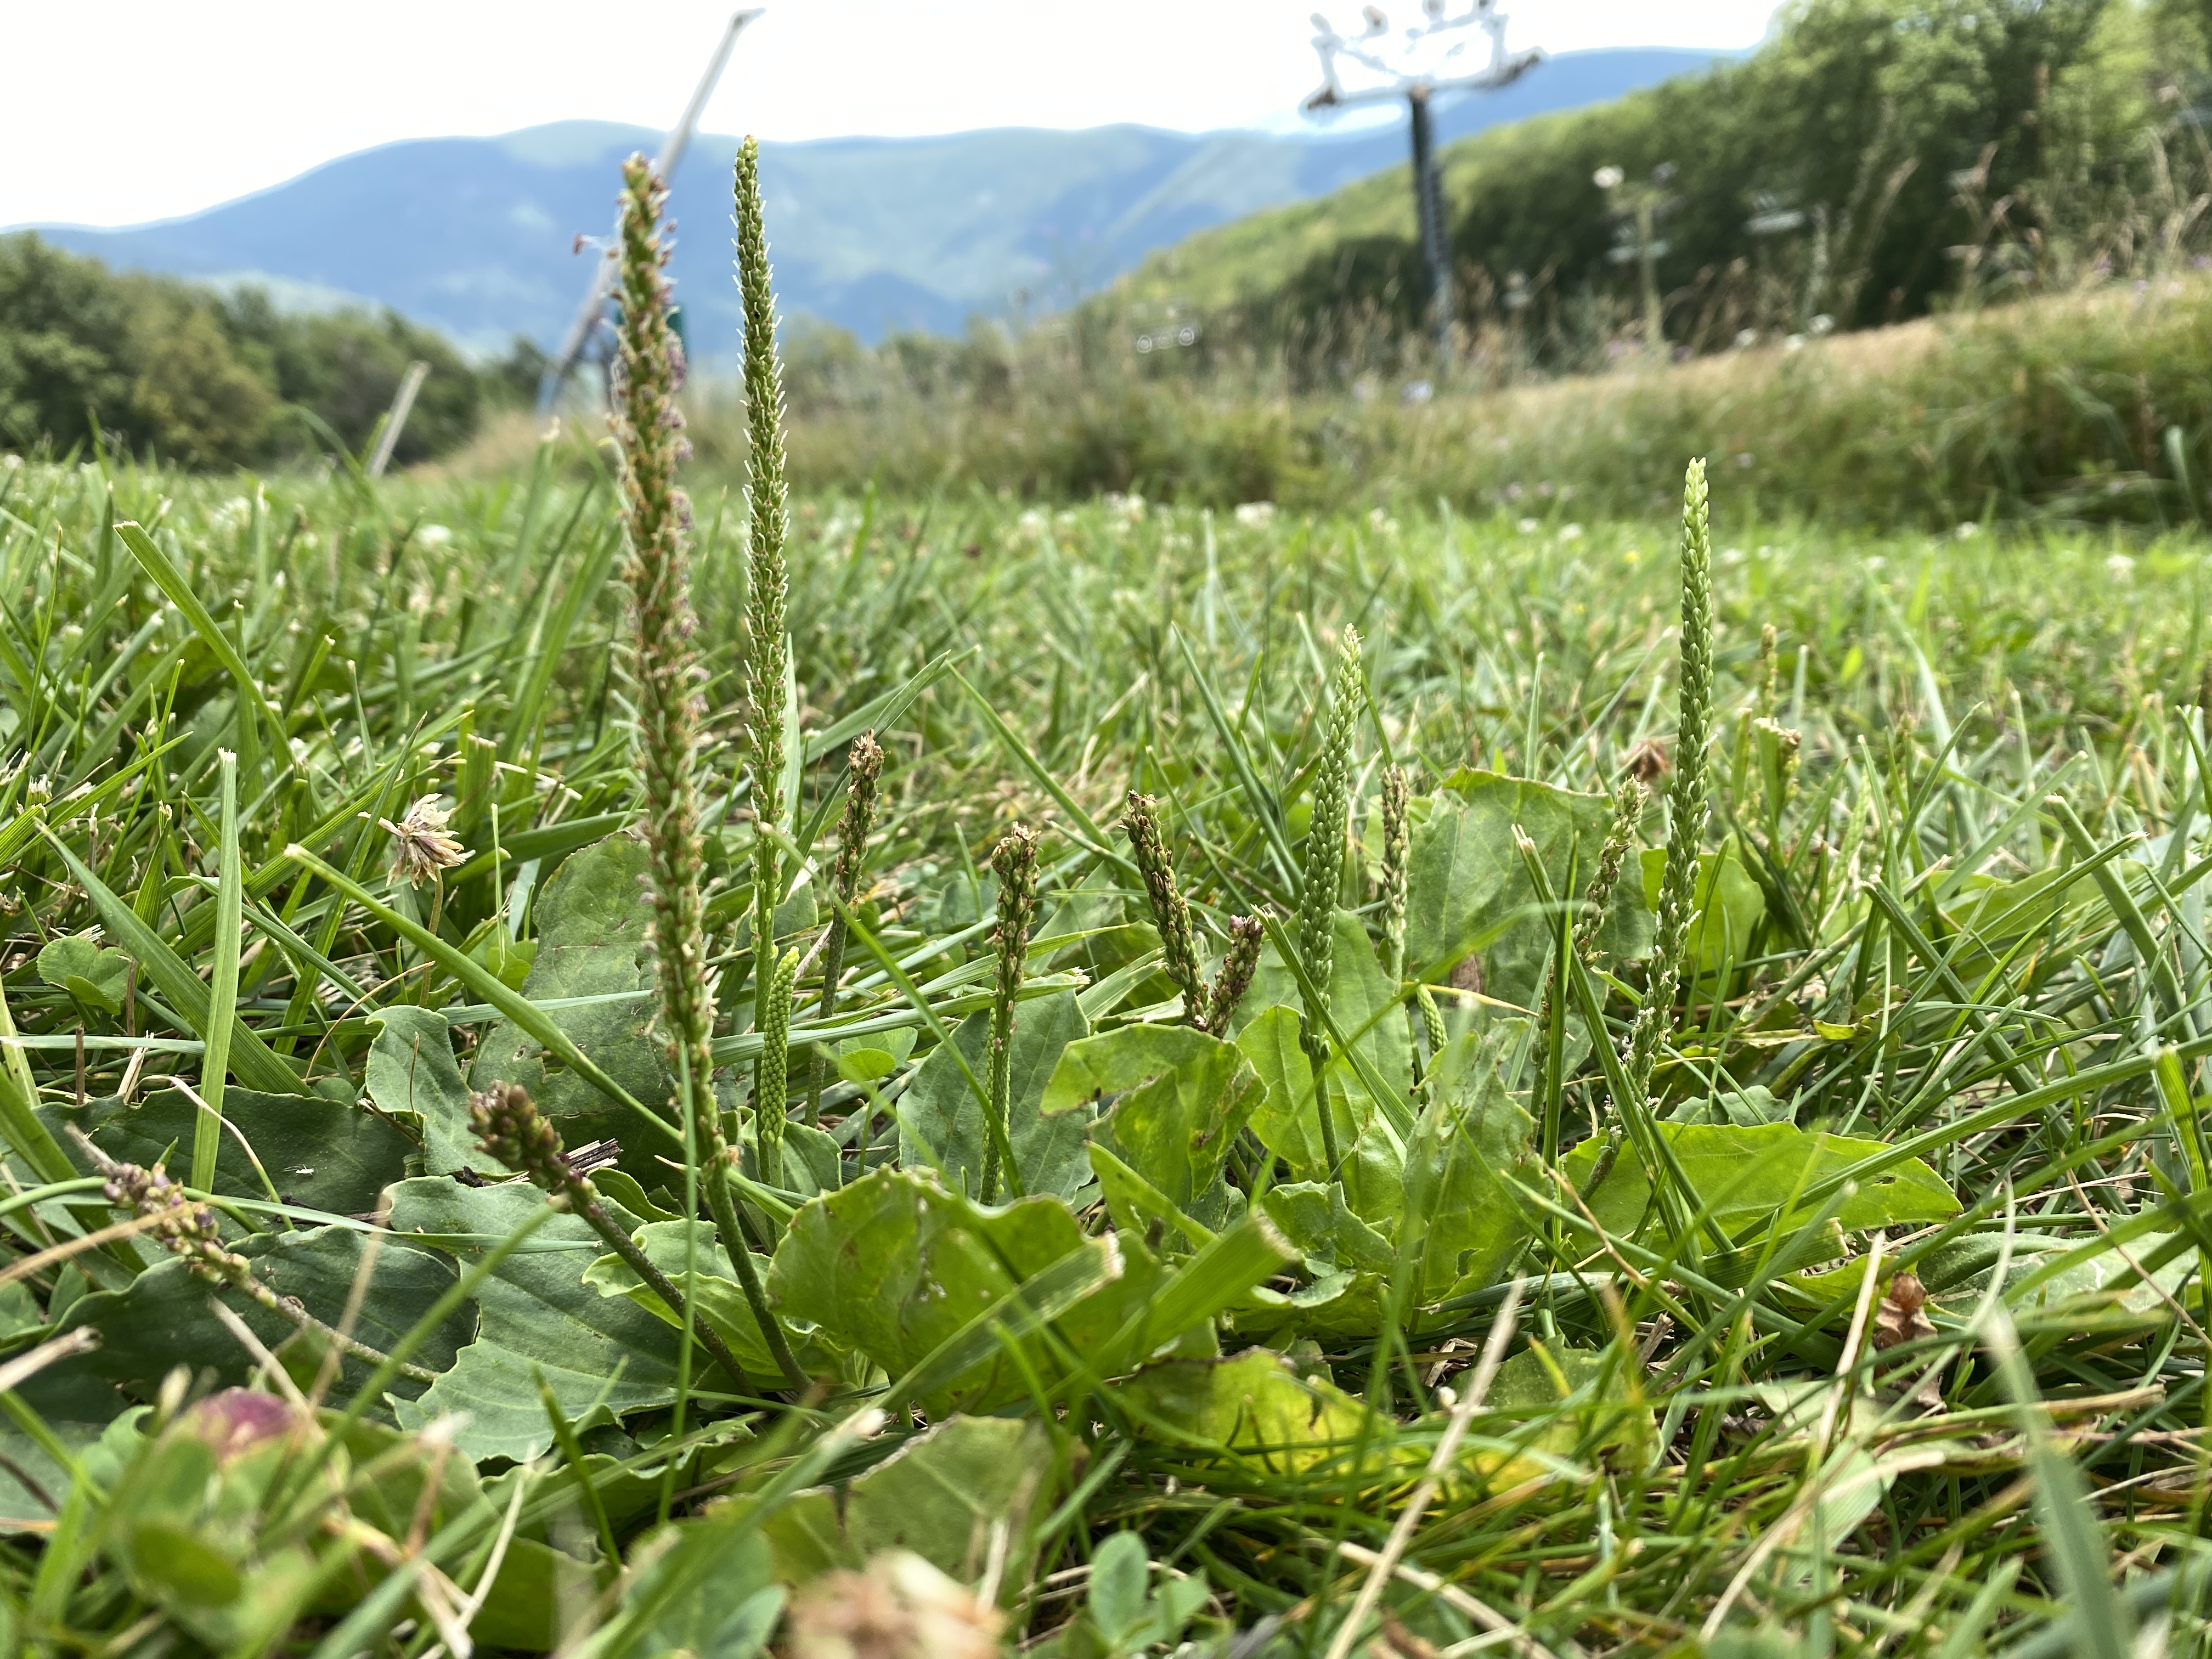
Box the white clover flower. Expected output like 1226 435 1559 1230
417 523 453 550
2106 552 2136 580
1517 518 1541 534
1234 501 1276 528
1559 523 1584 541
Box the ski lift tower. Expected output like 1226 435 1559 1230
1303 1 1540 369
536 8 766 414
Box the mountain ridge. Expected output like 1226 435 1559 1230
20 48 1729 354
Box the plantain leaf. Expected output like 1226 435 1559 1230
761 1415 1059 1587
1404 770 1653 1005
364 1007 488 1176
465 834 674 1172
1562 1120 1961 1239
900 989 1091 1201
386 1176 686 1460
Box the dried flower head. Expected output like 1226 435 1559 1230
1871 1270 1936 1351
381 795 466 887
788 1551 1001 1659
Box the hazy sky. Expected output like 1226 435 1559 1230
5 0 1779 229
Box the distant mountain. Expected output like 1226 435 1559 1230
22 49 1726 356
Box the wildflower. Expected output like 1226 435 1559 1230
2106 552 2136 580
1733 329 1758 350
1560 523 1584 541
1593 165 1626 190
381 795 466 887
416 523 452 550
179 1390 306 1463
1955 522 1980 540
1517 517 1541 534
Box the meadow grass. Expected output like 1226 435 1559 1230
2 432 2212 1655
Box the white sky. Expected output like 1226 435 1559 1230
4 0 1779 229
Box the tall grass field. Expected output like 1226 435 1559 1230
3 147 2212 1658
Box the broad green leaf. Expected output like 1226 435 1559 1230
767 1169 1119 1416
36 936 128 1015
1240 911 1413 1111
1404 771 1653 1006
1235 1004 1366 1182
1396 1026 1538 1303
1112 1348 1395 1475
364 1007 489 1176
1073 1212 1296 1380
1047 1024 1261 1229
1561 1121 1961 1239
50 1086 412 1214
761 1415 1059 1586
1486 1341 1651 1463
583 1217 834 1381
1638 840 1766 983
58 1224 468 1400
1235 1182 1394 1341
1666 1082 1795 1127
0 1368 128 1534
387 1176 687 1460
1088 1531 1153 1651
598 1518 781 1659
835 1025 917 1083
901 990 1091 1200
466 835 671 1171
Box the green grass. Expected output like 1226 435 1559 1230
1 444 2211 1656
727 276 2212 530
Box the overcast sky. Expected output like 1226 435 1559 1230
5 0 1780 229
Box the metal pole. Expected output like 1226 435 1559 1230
536 8 766 415
1407 87 1453 370
366 360 430 479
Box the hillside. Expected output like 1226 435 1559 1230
21 49 1721 354
1099 0 2200 353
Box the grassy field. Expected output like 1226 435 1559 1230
562 276 2212 529
2 413 2212 1656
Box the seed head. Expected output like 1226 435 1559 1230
980 823 1041 1204
105 1160 248 1286
1203 913 1266 1033
381 795 466 887
1297 626 1364 1021
469 1082 569 1194
1379 764 1410 982
1124 791 1204 1025
1619 459 1713 1118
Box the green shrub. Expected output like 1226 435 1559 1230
0 232 530 469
